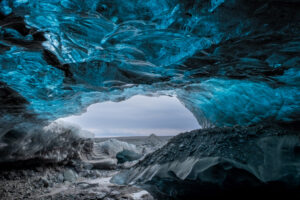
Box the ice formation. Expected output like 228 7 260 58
96 139 139 158
0 0 299 197
112 125 300 198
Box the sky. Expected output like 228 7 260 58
58 95 200 137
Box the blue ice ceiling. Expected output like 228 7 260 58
0 0 299 134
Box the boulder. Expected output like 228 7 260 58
63 169 78 182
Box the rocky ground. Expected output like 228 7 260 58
0 135 171 200
113 124 300 199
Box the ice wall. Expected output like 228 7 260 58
0 0 299 160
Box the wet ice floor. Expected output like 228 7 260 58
39 169 153 200
59 95 200 137
39 173 153 200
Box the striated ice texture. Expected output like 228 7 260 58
112 125 300 198
0 0 300 161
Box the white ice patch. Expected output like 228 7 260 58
130 190 151 200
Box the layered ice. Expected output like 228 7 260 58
0 0 299 161
112 124 300 198
0 121 93 163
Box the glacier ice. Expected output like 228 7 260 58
96 139 139 158
0 0 300 198
0 0 299 163
177 79 300 127
0 120 93 163
112 125 300 198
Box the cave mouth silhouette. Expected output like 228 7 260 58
58 95 200 138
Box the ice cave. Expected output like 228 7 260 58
58 95 200 137
0 0 299 199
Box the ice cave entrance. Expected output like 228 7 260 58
58 95 200 137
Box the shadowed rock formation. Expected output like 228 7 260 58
112 124 300 198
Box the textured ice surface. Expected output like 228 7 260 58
112 125 300 198
96 139 139 158
0 121 93 162
178 79 300 127
0 0 300 161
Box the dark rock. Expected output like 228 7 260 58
39 177 49 188
89 158 117 170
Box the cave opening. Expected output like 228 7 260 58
57 94 200 138
1 0 299 198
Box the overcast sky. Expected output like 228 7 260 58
58 95 200 137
